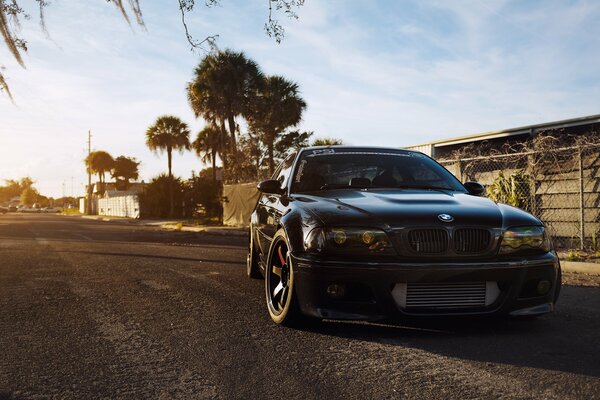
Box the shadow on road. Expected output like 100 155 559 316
52 249 246 266
297 306 600 378
0 232 246 248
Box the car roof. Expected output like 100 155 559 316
298 146 420 155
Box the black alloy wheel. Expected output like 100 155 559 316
265 229 301 325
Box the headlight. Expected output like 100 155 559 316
499 226 552 254
305 227 394 255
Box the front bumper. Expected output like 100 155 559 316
292 252 561 321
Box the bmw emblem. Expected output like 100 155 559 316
438 214 454 223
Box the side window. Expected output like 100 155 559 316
275 153 297 191
271 164 283 181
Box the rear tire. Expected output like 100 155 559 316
247 228 262 279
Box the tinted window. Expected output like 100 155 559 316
292 150 465 192
274 153 297 190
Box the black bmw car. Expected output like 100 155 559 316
248 146 561 326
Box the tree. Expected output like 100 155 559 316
187 50 264 154
20 187 39 206
2 1 304 100
192 124 222 181
85 150 115 195
18 177 34 190
111 156 140 190
145 115 191 217
312 137 344 146
247 75 306 174
274 130 313 160
226 135 262 183
183 171 222 222
0 177 35 202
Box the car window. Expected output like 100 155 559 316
274 153 296 190
271 163 284 180
292 150 465 192
402 161 447 187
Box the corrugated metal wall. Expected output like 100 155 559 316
98 195 140 218
404 143 433 157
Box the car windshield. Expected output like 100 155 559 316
291 150 466 193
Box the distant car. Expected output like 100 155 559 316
8 206 17 212
18 206 40 213
248 146 561 326
0 206 7 214
42 207 62 213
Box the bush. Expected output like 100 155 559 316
139 174 184 218
487 170 532 211
183 173 222 222
139 172 223 221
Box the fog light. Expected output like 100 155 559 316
326 283 346 299
537 280 551 295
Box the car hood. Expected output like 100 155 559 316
293 189 540 229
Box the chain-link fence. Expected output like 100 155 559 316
438 144 600 250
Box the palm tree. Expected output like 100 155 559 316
187 50 264 155
145 115 191 217
192 124 222 181
248 75 306 174
85 150 114 195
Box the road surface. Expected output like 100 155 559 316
0 214 598 399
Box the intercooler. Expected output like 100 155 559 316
391 281 501 310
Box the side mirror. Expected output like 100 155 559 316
257 179 284 195
464 181 485 196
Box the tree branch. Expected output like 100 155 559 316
178 0 218 52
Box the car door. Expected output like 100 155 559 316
256 153 297 260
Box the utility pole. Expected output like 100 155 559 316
87 130 93 215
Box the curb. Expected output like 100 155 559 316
80 215 118 222
68 214 248 236
79 215 248 237
561 261 600 275
160 224 247 237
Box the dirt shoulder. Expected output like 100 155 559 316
562 270 600 287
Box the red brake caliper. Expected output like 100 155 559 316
277 246 286 267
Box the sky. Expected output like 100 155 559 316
1 0 599 197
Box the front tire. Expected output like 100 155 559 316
554 264 562 303
265 229 302 326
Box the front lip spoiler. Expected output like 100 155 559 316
509 302 554 316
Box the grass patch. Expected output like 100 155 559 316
62 208 81 215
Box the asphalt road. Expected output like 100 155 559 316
1 214 599 400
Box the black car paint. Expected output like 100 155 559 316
250 147 560 320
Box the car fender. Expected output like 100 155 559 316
280 205 321 254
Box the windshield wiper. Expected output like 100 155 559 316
318 184 356 190
395 185 456 191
